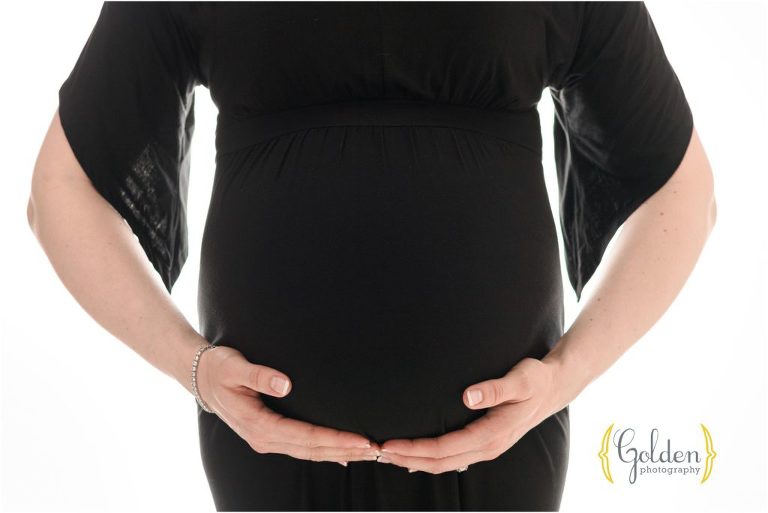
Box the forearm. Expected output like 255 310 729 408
28 172 204 396
542 130 717 413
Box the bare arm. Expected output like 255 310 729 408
27 109 204 395
542 125 717 410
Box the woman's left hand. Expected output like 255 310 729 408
377 357 562 474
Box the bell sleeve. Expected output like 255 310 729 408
548 1 694 302
57 2 200 293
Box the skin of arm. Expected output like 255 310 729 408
27 109 207 396
377 125 718 472
541 125 717 414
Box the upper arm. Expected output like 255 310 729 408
41 2 200 293
637 125 716 225
31 109 93 191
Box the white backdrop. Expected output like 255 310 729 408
1 1 766 512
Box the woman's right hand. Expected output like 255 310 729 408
194 344 381 466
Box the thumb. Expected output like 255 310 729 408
242 362 292 398
463 368 533 409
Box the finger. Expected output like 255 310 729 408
463 366 536 409
380 409 506 458
254 403 374 449
257 442 382 463
378 447 489 475
240 362 293 398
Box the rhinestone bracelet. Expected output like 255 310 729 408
192 343 218 413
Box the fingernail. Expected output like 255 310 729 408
467 389 483 406
271 376 289 395
338 461 347 467
381 448 393 453
378 455 392 464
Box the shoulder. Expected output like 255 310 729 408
537 2 586 89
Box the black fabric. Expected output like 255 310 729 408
58 1 693 510
58 2 200 292
548 1 694 300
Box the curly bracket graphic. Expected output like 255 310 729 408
700 423 716 484
598 423 614 483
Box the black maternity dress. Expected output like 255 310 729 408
57 1 694 510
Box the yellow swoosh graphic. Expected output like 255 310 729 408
700 423 716 484
598 423 614 483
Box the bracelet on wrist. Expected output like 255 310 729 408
192 343 218 414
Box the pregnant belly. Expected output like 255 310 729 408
198 126 564 443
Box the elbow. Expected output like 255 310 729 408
27 195 37 233
707 193 717 232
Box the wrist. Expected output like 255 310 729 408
191 343 220 413
169 330 211 395
541 333 595 414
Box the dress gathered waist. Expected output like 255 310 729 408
214 99 542 157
